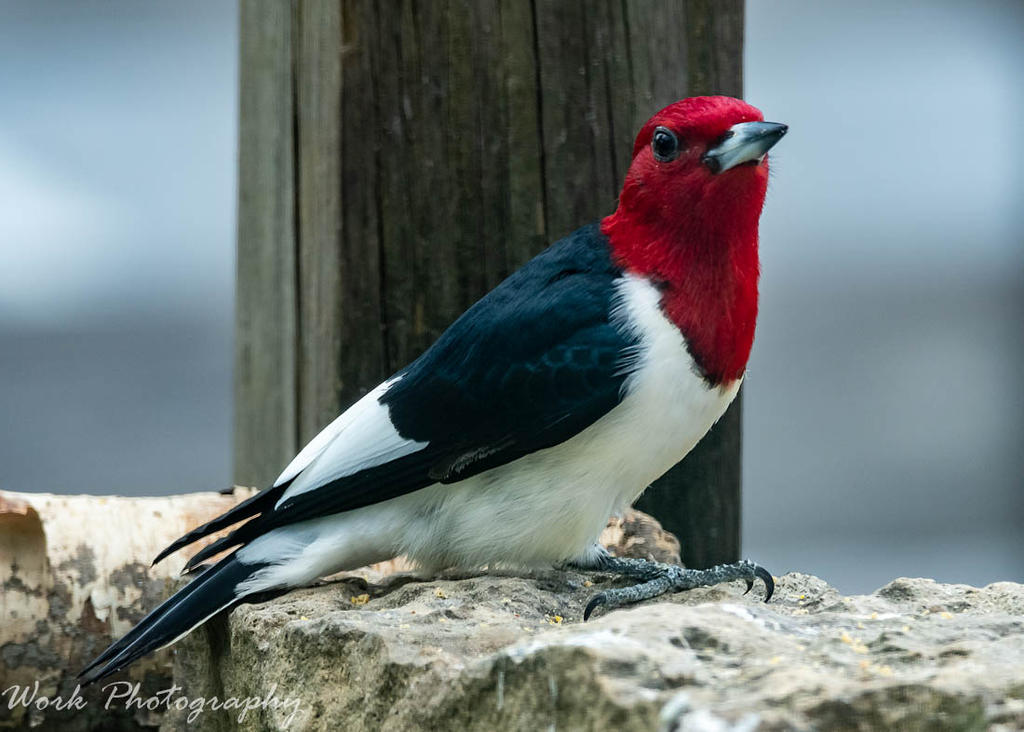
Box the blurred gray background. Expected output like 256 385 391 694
1 0 1020 593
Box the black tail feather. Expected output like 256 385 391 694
151 483 288 567
79 554 262 685
181 520 262 573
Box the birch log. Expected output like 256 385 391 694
0 488 254 729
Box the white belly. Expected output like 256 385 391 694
237 275 739 592
399 274 739 568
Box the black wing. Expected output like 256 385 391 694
161 224 636 564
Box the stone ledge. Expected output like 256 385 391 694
170 572 1024 731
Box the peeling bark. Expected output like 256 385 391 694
0 488 257 730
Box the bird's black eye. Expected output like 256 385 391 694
652 126 680 162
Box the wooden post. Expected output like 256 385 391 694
235 0 745 569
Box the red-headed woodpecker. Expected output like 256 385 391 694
81 96 786 684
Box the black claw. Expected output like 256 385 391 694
756 566 775 602
743 578 754 595
583 594 607 621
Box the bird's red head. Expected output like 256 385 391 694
602 96 787 385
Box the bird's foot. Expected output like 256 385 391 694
578 556 774 620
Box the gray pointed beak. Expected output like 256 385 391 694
702 121 788 174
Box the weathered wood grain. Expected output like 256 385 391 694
236 0 746 568
234 0 298 488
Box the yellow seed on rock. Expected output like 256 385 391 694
350 594 370 606
841 631 868 653
434 588 447 599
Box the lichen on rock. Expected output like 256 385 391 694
171 572 1024 731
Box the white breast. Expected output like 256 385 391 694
396 273 740 569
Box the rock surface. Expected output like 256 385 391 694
170 572 1024 731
